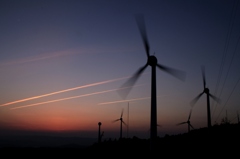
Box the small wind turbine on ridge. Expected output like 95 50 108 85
176 109 194 133
117 14 186 150
112 108 127 139
190 65 220 128
98 122 104 143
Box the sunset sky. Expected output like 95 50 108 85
0 0 240 141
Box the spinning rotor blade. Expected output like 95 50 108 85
156 63 186 81
117 63 148 99
201 65 206 89
122 120 127 126
135 14 150 57
209 93 221 104
190 92 204 107
189 124 194 129
176 122 187 126
112 119 120 123
188 109 192 121
121 109 124 118
157 124 162 127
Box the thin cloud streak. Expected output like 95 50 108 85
0 49 78 66
0 76 131 107
10 84 145 110
98 95 164 105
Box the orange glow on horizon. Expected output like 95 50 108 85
1 109 97 132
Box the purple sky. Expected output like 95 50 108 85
0 0 240 142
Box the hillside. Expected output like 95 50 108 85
87 123 240 154
0 123 239 156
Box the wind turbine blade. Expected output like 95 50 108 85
201 65 206 89
122 120 127 126
188 109 192 121
117 63 148 99
157 124 162 127
135 14 150 57
121 108 124 118
209 93 221 104
176 122 187 125
112 119 120 123
190 92 204 107
189 124 194 129
156 63 186 81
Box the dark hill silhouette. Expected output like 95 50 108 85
0 123 239 156
87 123 240 156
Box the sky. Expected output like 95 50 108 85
0 0 240 142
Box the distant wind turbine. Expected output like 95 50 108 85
112 109 127 139
117 14 186 150
98 122 104 143
190 66 220 128
176 109 194 133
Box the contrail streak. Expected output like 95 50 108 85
98 95 163 105
0 49 78 66
0 76 131 107
10 84 145 110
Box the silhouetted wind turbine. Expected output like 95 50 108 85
117 14 186 150
176 109 194 133
98 122 104 143
112 109 127 139
190 66 220 128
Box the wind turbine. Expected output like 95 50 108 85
190 65 220 128
112 108 127 139
98 122 104 143
176 109 194 133
117 14 186 150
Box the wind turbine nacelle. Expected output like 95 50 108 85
148 55 158 66
204 88 209 94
